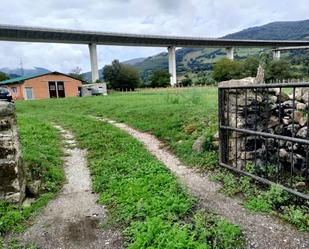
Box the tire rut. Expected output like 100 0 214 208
93 116 309 249
19 125 123 249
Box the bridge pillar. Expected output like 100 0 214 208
88 43 99 83
273 50 281 60
226 47 234 60
168 46 177 86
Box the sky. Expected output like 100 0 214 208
0 0 308 73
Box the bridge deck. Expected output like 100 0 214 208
1 24 309 47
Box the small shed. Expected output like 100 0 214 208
0 71 83 100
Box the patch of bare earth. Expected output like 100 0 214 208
94 117 309 249
20 125 123 249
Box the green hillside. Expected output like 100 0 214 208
131 19 309 84
224 19 309 40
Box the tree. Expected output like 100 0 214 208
242 57 259 77
103 60 140 91
0 71 9 81
69 67 84 81
179 75 192 87
149 70 170 88
265 60 291 81
212 58 243 82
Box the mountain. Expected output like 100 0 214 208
223 19 309 40
123 57 147 66
0 67 50 78
125 19 309 82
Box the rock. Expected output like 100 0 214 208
290 154 306 173
286 141 299 151
0 101 15 116
283 117 292 125
262 138 275 151
240 151 255 160
213 131 219 140
5 192 22 203
296 88 309 102
212 140 219 149
283 100 294 108
296 102 307 111
22 197 36 208
0 103 26 204
27 180 41 197
269 95 278 104
284 124 300 137
295 88 304 101
299 117 307 127
277 91 290 102
228 92 262 107
255 65 265 84
192 136 206 153
279 140 286 147
0 118 11 131
274 124 284 134
293 111 303 124
301 92 309 103
212 132 220 148
279 148 288 160
268 116 280 128
297 127 308 138
293 182 306 191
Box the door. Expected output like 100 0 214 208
25 87 33 100
57 81 65 98
49 82 57 98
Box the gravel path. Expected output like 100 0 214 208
20 125 122 249
94 117 309 249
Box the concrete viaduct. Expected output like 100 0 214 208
272 46 309 60
1 24 309 85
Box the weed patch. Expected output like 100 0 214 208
0 115 63 235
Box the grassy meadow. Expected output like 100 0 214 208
1 87 245 248
1 86 308 248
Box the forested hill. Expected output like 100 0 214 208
81 19 309 82
223 19 309 40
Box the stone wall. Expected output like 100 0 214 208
219 79 309 186
0 101 26 203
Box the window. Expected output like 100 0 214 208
57 84 64 90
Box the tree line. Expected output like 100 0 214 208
1 52 307 90
212 55 298 82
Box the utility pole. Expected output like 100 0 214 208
20 58 24 76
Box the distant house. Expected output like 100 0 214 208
0 71 83 100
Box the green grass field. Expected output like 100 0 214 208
1 87 245 248
1 86 308 248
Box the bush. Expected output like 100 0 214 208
179 75 193 87
265 60 292 81
149 70 170 88
212 58 243 82
281 205 309 231
212 57 260 82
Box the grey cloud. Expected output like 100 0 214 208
0 0 308 73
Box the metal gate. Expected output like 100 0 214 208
218 82 309 200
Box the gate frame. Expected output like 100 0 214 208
218 82 309 200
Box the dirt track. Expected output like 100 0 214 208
95 117 309 249
20 125 122 249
